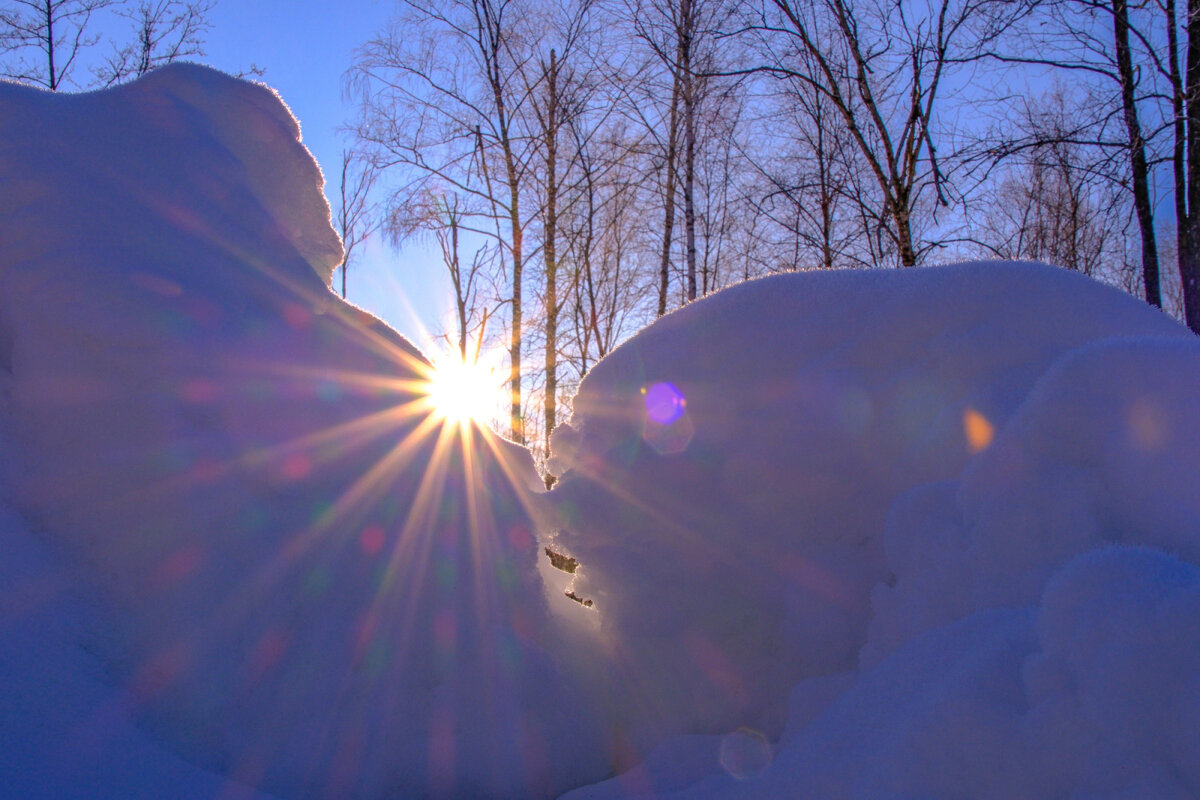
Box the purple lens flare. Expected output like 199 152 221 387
643 381 686 425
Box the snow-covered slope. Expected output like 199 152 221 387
0 494 281 800
4 63 1200 800
0 65 606 800
544 264 1191 746
548 275 1200 798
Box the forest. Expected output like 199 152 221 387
338 0 1200 469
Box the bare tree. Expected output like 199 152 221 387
658 63 682 312
618 34 681 315
349 0 536 444
334 148 379 300
1 0 116 90
968 0 1170 308
560 108 654 378
537 48 565 461
419 194 499 357
1159 0 1200 330
523 0 605 466
1 1 233 90
742 32 870 272
747 0 1032 267
627 0 724 300
95 0 212 85
1111 0 1161 306
387 184 503 361
973 136 1129 278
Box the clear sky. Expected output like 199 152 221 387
198 0 452 350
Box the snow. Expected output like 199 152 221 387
543 264 1190 752
0 64 606 800
552 304 1200 799
0 498 279 800
568 546 1200 799
3 64 1200 800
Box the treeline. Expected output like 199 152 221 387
6 2 1190 467
341 0 1200 466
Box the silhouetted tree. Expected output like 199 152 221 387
1 0 115 89
95 0 212 85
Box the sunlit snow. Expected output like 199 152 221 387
2 65 1200 800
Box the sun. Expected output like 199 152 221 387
423 350 504 428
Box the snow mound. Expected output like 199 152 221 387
0 494 281 800
544 263 1191 750
0 62 342 286
866 336 1200 664
572 545 1200 800
551 277 1200 798
6 60 1200 800
0 65 605 799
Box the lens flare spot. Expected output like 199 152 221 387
247 629 289 682
190 457 223 482
641 381 694 454
181 378 219 404
1127 398 1167 452
963 407 994 453
719 727 773 780
152 545 207 591
643 381 686 425
507 524 533 551
359 524 385 556
281 302 313 329
643 411 695 455
129 643 191 704
282 452 312 480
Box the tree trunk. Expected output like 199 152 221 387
542 50 560 469
816 98 834 270
45 1 57 91
894 188 917 267
340 155 349 298
1182 0 1200 331
658 70 682 317
485 36 525 444
1113 0 1162 307
1168 0 1187 243
680 0 698 302
452 216 468 357
508 178 524 444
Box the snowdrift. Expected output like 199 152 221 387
0 65 606 800
4 64 1200 800
551 288 1200 798
544 264 1191 747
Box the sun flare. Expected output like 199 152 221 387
424 351 504 428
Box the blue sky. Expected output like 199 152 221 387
199 0 451 348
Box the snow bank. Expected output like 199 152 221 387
866 336 1200 664
0 65 606 799
571 544 1200 800
0 494 281 800
551 283 1200 798
6 61 1200 800
544 263 1190 749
